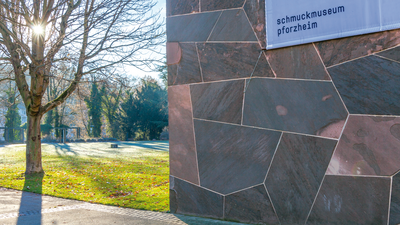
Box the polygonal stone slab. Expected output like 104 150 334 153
191 80 245 124
242 78 348 139
169 85 199 185
265 133 337 225
194 119 281 195
315 29 400 67
307 175 391 225
168 43 202 86
200 0 245 12
167 0 199 17
224 185 279 225
167 11 221 42
328 55 400 115
251 52 276 78
390 171 400 225
265 44 330 80
377 45 400 62
197 43 273 82
244 0 266 48
208 9 257 42
170 176 223 218
327 115 400 176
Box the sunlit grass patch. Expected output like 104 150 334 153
0 143 169 212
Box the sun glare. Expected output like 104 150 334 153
32 25 44 35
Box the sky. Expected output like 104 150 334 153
129 0 166 82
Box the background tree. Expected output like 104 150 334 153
101 79 126 139
117 78 167 140
4 86 21 142
85 81 102 137
0 0 163 174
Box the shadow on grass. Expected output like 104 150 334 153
17 173 44 225
49 152 168 210
53 144 78 156
118 141 169 152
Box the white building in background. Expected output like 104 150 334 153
17 103 27 124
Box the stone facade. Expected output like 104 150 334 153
167 0 400 224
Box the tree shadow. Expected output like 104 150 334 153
118 141 169 152
16 173 44 225
53 144 78 156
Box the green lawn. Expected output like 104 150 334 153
0 142 170 212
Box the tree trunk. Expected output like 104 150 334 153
25 114 44 174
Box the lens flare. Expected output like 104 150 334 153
32 25 44 35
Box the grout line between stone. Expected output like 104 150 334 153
172 175 224 196
225 183 263 196
193 118 339 141
304 114 349 225
263 132 283 184
265 51 278 78
203 41 262 43
188 86 201 186
167 8 240 18
374 54 400 65
263 183 282 225
325 54 371 69
327 174 393 178
195 43 204 82
176 41 259 43
312 42 350 115
206 11 223 42
388 176 393 225
244 50 263 93
187 76 332 87
349 114 400 118
241 80 246 126
242 4 262 48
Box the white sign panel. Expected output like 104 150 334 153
265 0 400 49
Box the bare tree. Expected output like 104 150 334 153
0 0 163 174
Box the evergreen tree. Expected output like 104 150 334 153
117 78 167 140
85 82 103 138
101 84 123 139
4 88 21 142
117 91 138 140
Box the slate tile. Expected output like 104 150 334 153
265 44 330 80
243 0 266 48
170 176 223 218
200 0 245 12
194 119 281 195
251 52 276 78
265 133 337 225
197 43 273 82
167 0 199 16
307 175 390 225
168 43 202 86
377 45 400 62
166 42 182 65
208 9 257 42
242 78 348 138
327 115 400 176
328 55 400 115
390 172 400 225
315 29 400 67
191 80 244 124
169 85 199 184
167 11 221 42
224 185 279 225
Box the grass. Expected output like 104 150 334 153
0 142 170 212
